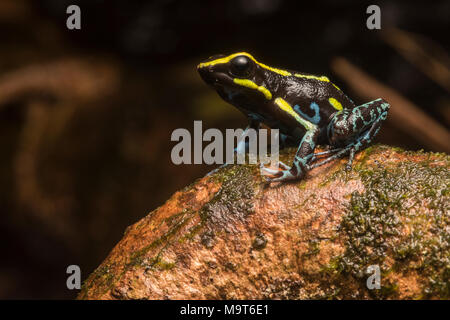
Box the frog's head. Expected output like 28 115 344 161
197 52 275 105
197 52 257 87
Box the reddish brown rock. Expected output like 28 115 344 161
78 145 449 300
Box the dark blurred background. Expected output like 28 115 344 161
0 0 448 299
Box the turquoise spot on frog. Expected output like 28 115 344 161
294 102 321 125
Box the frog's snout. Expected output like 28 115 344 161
198 66 231 87
197 54 234 87
197 65 215 84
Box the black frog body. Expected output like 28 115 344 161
197 52 390 182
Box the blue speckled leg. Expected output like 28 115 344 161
310 98 389 170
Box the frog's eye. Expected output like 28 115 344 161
230 56 252 77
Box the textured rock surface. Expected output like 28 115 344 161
78 145 449 300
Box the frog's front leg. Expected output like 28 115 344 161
261 128 319 182
205 119 260 176
235 119 261 154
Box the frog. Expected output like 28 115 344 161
197 52 390 182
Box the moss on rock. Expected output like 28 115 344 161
79 145 449 300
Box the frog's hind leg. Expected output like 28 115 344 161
309 123 379 169
310 98 390 170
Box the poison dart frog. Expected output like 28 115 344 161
197 52 390 182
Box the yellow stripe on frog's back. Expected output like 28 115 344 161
198 52 291 76
294 74 330 82
274 97 316 131
198 52 342 90
294 73 341 91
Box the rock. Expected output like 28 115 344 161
78 145 449 300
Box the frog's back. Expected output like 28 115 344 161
275 74 356 126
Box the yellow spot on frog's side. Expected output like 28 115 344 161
198 52 292 76
233 78 272 100
274 97 316 131
328 97 343 111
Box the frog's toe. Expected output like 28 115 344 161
260 161 291 176
259 161 290 171
264 169 297 182
260 165 296 182
260 164 281 177
278 161 290 170
260 166 281 176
